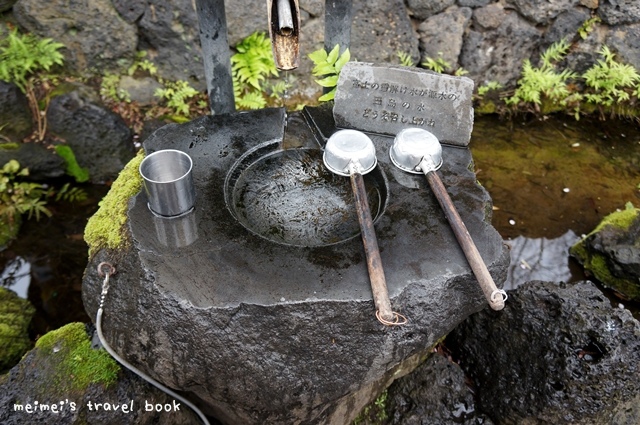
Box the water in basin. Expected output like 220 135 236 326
227 147 386 247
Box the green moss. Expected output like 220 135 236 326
591 203 638 234
35 322 120 392
0 143 20 150
0 287 35 372
0 214 21 249
84 150 144 257
570 205 640 300
475 100 497 115
54 144 90 183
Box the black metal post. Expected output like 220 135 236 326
323 0 353 93
195 0 236 115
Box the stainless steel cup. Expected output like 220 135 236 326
153 211 199 248
139 149 195 217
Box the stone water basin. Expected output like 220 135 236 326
82 105 508 424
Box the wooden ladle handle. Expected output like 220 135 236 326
424 170 506 311
350 172 396 322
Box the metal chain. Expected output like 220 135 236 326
95 262 210 425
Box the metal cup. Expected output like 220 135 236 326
153 211 199 248
139 149 195 217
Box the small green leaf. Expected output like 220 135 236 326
307 48 328 64
311 63 336 76
315 75 339 87
334 49 351 73
318 88 336 102
326 45 341 65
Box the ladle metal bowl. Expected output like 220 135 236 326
324 130 400 325
390 128 507 311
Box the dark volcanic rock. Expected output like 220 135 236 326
46 83 134 184
12 0 137 73
82 106 508 424
447 280 640 424
460 11 541 87
0 81 32 143
384 352 494 425
0 142 65 181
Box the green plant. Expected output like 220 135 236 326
477 81 503 98
100 73 131 103
54 144 90 183
231 31 279 110
99 51 157 104
308 44 350 101
506 39 578 110
583 45 640 106
0 160 51 225
54 182 87 203
352 390 389 424
421 52 451 74
578 16 601 40
0 26 64 141
154 80 199 116
397 51 415 67
127 51 157 76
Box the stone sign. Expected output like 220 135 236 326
333 62 475 146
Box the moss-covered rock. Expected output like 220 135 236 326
0 214 21 250
570 203 640 300
0 287 34 372
84 150 144 258
33 322 120 394
0 322 199 424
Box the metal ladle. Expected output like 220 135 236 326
323 130 402 325
390 128 507 311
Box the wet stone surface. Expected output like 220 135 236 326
82 105 508 424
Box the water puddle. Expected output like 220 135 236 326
0 184 108 337
0 256 30 298
504 230 583 290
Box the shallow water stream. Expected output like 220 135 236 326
471 115 640 300
2 115 639 332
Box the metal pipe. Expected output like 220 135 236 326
323 0 353 94
195 0 235 115
277 0 294 35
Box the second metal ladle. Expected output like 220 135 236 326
390 128 507 311
323 129 400 324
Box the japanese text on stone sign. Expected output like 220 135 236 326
351 78 462 128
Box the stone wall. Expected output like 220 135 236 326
4 0 640 97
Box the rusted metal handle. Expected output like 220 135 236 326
424 170 506 311
350 172 395 322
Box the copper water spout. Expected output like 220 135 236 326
267 0 300 70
